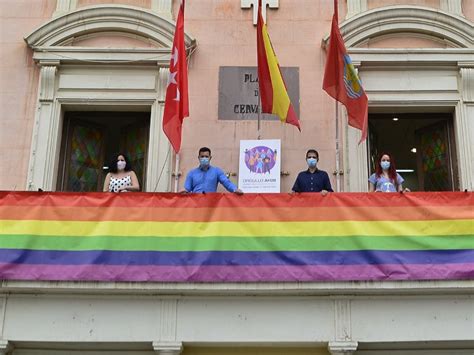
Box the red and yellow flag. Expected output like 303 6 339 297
257 1 300 130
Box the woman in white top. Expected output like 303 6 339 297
103 153 140 192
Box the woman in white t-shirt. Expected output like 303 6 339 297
103 153 140 193
369 152 409 193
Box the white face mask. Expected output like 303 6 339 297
117 161 126 170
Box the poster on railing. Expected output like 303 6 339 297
238 139 281 193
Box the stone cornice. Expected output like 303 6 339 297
25 5 196 49
346 48 474 66
31 47 174 65
1 280 473 296
322 5 474 48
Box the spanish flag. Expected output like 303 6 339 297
257 1 300 130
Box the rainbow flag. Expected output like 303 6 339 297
0 191 472 282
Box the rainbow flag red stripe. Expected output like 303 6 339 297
0 191 472 282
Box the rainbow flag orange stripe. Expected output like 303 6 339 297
0 191 472 282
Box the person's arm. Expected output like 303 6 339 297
396 173 408 192
369 182 376 192
103 173 111 192
322 172 333 194
184 170 193 192
128 171 140 191
217 168 238 193
368 174 376 192
291 174 301 193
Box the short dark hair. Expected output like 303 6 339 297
306 149 319 159
198 147 211 156
108 153 132 173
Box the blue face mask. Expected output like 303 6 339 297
199 157 210 167
381 161 390 170
307 158 318 168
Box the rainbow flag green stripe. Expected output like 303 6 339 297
0 234 471 252
0 191 472 282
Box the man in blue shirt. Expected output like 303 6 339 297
292 149 333 195
184 147 243 194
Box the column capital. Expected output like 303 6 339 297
39 65 58 102
152 341 183 355
459 67 474 102
328 340 358 355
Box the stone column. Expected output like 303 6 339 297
346 0 367 19
440 0 464 17
146 67 172 192
456 65 474 190
26 61 60 191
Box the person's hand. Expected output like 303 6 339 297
234 188 244 195
179 190 189 194
117 186 128 192
403 187 411 193
320 190 329 196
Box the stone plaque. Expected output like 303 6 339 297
218 66 300 121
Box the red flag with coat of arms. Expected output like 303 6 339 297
323 0 368 142
163 0 189 153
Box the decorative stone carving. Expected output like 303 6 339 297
39 63 58 102
241 0 279 25
460 66 474 102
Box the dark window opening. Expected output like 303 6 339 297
368 112 458 191
57 111 150 192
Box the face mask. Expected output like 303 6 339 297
117 161 126 170
307 158 318 168
199 157 210 167
380 161 390 170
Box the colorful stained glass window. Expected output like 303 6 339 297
121 123 148 189
419 125 450 191
66 124 104 192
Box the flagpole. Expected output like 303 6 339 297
257 95 262 140
174 153 180 192
335 101 341 192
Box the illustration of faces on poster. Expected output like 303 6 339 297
239 139 281 193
